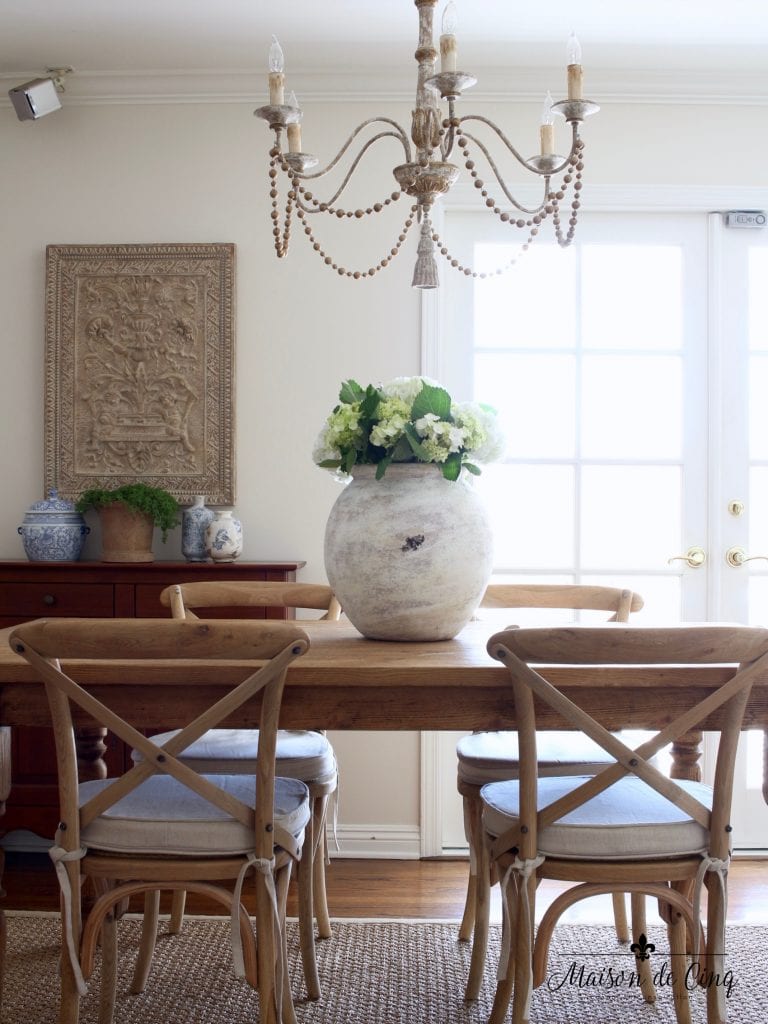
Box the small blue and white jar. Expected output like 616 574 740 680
18 489 90 562
181 495 215 562
204 509 243 563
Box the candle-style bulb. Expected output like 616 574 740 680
541 90 554 125
442 1 458 35
269 35 284 74
567 31 582 66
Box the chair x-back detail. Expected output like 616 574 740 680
145 580 341 1001
9 617 310 1024
482 623 768 1024
457 583 644 1001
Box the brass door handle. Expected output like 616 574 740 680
726 546 768 567
667 546 706 568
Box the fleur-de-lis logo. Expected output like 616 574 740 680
630 933 656 962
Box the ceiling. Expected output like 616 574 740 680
2 0 767 102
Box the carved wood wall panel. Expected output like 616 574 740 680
44 243 235 504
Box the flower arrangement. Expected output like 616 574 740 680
313 376 505 481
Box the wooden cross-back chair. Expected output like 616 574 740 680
482 623 768 1024
145 580 341 1002
8 617 310 1024
457 583 644 1001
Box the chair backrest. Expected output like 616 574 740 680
486 623 768 863
480 583 643 622
8 617 309 860
160 580 342 621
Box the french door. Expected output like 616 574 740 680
423 206 768 853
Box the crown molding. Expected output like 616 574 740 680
1 66 767 107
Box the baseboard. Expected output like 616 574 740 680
327 824 421 859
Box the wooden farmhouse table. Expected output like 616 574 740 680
2 618 768 795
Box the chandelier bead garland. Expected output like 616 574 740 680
255 0 598 288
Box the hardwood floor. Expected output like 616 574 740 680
2 853 766 925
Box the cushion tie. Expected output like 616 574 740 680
48 838 88 997
498 854 545 1018
692 853 730 1021
231 854 283 1023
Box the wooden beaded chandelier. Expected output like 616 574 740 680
255 0 598 288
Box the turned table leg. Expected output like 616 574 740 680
75 726 109 781
670 729 703 782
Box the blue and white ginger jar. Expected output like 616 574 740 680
204 510 243 563
181 495 215 562
18 489 90 562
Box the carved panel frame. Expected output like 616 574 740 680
44 242 235 504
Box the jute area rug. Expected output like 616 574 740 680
2 912 764 1024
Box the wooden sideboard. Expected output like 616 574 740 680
0 559 305 840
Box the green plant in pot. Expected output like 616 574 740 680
76 483 180 563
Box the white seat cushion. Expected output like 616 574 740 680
457 731 613 785
481 775 712 860
133 728 337 786
79 774 310 858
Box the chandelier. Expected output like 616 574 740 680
255 0 598 289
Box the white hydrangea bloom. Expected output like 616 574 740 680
380 376 437 404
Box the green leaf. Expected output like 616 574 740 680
318 459 342 469
404 422 432 460
375 456 392 479
442 453 462 481
389 436 413 462
343 448 357 473
411 383 452 422
359 384 381 421
463 462 482 476
339 379 365 404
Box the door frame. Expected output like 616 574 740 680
418 183 768 856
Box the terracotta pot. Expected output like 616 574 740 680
324 463 494 641
98 503 155 563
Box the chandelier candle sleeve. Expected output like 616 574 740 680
268 35 285 104
286 91 302 152
540 91 554 156
566 31 583 100
440 2 458 73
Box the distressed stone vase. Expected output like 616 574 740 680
324 463 494 641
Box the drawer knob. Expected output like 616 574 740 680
43 594 56 606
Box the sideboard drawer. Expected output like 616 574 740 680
0 583 114 618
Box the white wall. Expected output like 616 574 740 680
0 91 764 855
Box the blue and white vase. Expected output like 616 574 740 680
18 489 90 562
204 509 243 563
181 495 215 562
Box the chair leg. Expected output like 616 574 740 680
97 910 118 1024
297 812 322 1000
611 891 629 943
311 796 332 940
488 871 518 1024
630 893 656 1004
130 890 161 994
276 865 298 1024
464 795 490 1000
704 869 729 1024
169 889 187 934
458 794 477 942
666 885 692 1024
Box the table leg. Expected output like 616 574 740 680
669 729 702 782
75 727 108 781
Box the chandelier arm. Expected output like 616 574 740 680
286 118 412 182
458 114 578 177
458 130 550 215
288 131 408 211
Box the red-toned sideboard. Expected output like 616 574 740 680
0 559 305 840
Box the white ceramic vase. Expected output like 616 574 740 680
324 463 494 641
204 509 243 562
